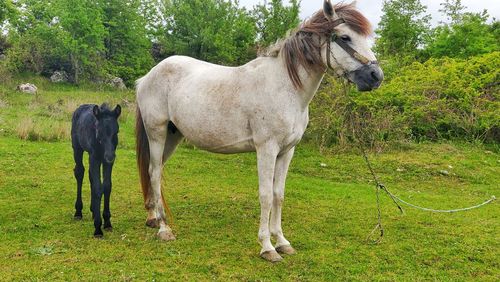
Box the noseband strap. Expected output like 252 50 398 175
326 18 378 72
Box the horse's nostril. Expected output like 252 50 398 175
105 155 115 163
371 71 379 81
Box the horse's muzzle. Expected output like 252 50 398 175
349 64 384 92
104 154 116 163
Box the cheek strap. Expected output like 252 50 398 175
331 33 377 66
325 18 378 72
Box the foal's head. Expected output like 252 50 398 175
93 104 121 163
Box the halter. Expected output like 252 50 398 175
325 18 378 72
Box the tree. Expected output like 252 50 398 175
6 0 107 83
253 0 300 48
425 3 499 59
158 0 256 65
52 0 107 83
0 0 12 23
102 0 154 84
439 0 465 25
0 0 15 55
374 0 431 60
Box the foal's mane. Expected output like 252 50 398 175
98 103 115 118
262 3 371 89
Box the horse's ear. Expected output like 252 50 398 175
323 0 338 21
114 105 121 118
92 105 100 118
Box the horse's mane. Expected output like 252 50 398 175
98 103 115 117
261 3 372 89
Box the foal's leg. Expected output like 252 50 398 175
256 142 282 262
146 125 175 241
102 162 113 231
89 154 103 237
73 148 85 219
146 130 183 228
271 147 296 255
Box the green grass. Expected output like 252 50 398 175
0 76 499 280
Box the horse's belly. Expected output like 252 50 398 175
195 138 255 154
173 117 256 154
184 133 255 154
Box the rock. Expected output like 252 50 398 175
438 170 449 176
320 163 328 168
50 71 69 83
16 83 38 94
107 77 126 90
0 54 6 61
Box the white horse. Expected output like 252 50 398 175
135 0 383 262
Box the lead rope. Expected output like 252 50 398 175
338 83 496 244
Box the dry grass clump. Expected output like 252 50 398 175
16 118 39 141
16 118 70 141
0 98 8 109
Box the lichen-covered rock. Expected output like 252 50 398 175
17 83 38 94
50 71 69 83
107 77 126 90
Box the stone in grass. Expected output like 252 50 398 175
439 170 449 176
320 163 328 168
16 83 38 94
107 77 127 90
50 71 69 83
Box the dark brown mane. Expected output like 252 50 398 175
267 3 372 89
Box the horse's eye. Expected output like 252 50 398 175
341 35 351 42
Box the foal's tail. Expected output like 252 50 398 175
136 106 173 224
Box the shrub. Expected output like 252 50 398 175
307 52 500 148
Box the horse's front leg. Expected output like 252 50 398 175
73 147 84 220
102 162 113 231
256 142 282 262
270 147 296 255
89 154 103 238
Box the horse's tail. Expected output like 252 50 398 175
135 106 173 224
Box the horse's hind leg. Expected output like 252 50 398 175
73 147 84 220
146 128 183 228
145 123 176 241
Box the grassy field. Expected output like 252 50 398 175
0 77 499 281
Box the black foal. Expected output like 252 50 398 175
71 104 121 237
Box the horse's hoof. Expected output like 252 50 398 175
276 245 296 255
74 215 82 220
157 230 176 241
260 250 283 263
94 233 104 239
146 219 158 228
104 226 113 232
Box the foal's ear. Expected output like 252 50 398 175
92 105 101 118
114 105 121 118
323 0 338 21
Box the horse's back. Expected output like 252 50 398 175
72 104 93 122
71 104 96 151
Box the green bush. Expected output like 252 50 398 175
307 52 500 147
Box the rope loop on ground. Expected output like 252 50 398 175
337 82 496 243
